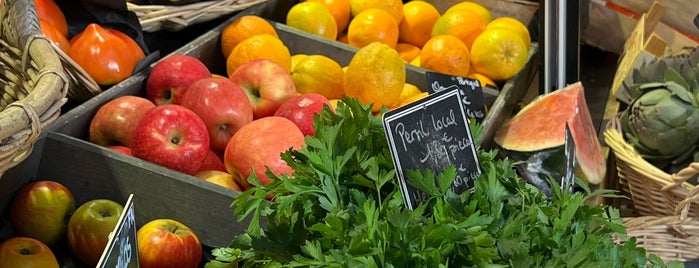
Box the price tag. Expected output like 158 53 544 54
97 194 139 268
425 71 486 123
383 88 482 210
561 123 576 193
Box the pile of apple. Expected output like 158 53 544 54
89 54 332 191
0 180 202 268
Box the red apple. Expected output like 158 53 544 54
137 219 202 268
180 77 253 152
67 199 125 267
274 93 333 136
89 95 156 148
0 237 59 268
146 54 211 105
131 104 210 175
197 149 227 173
194 170 243 191
229 59 297 119
224 116 305 188
9 180 75 246
107 145 133 156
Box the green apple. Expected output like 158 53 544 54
66 199 124 266
9 180 75 246
0 237 59 268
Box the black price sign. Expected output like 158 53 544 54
97 194 139 268
383 88 481 210
562 123 576 193
426 71 486 123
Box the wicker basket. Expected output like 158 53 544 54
604 115 699 217
622 190 699 262
0 0 69 174
127 0 272 32
22 0 102 101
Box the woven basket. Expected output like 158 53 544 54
0 0 69 174
622 191 699 262
604 115 699 217
127 0 272 32
22 0 102 101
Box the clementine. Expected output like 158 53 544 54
395 42 421 63
226 34 292 76
431 8 486 49
347 8 399 48
420 35 471 77
308 0 351 33
349 0 403 24
398 0 440 48
220 15 279 58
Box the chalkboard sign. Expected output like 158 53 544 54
97 194 139 268
561 123 576 193
426 71 486 123
383 88 482 210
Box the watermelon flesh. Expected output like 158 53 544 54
494 82 607 185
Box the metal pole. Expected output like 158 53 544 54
541 0 580 93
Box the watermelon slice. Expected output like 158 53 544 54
494 82 606 185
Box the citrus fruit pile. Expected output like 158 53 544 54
220 13 423 113
285 0 532 88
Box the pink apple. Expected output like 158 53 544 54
131 104 210 175
224 116 305 188
107 145 133 156
9 180 75 246
196 148 227 173
0 237 60 268
229 59 297 119
137 219 202 268
274 93 333 136
180 77 253 152
89 95 156 147
145 54 211 105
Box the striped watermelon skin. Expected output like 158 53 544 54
494 82 606 184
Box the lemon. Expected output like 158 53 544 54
344 42 406 112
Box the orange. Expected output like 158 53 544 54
226 34 292 76
470 27 528 81
39 19 70 53
344 42 406 112
398 91 428 107
446 1 493 23
290 54 345 99
466 72 498 90
308 0 351 33
347 8 399 48
286 2 338 40
398 1 440 48
35 0 68 37
486 16 531 49
349 0 403 24
395 42 421 62
420 35 471 77
337 32 349 44
431 8 486 49
221 15 279 58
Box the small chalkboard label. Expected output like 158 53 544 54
383 88 482 210
562 123 576 193
97 194 139 268
426 71 486 123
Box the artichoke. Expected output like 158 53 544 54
622 81 699 166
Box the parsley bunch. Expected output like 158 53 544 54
207 98 680 268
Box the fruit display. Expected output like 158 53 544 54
284 0 531 85
2 179 204 267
